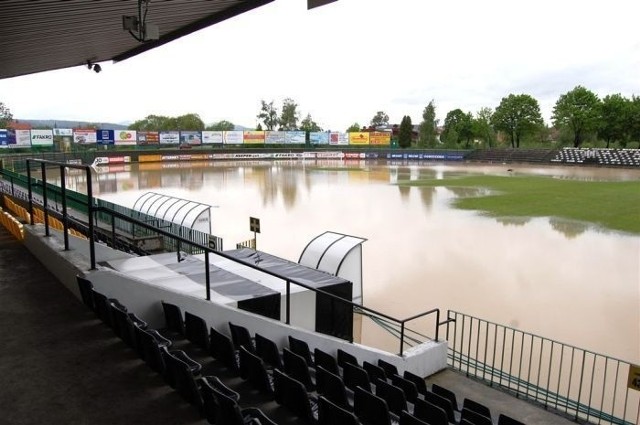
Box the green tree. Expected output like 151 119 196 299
398 115 413 149
552 86 601 148
441 109 473 147
300 113 322 132
472 107 495 148
418 100 438 148
629 96 640 147
174 113 205 131
598 94 629 148
257 100 278 130
128 114 175 131
0 102 13 128
370 111 389 127
206 120 234 131
346 123 361 133
279 98 299 130
492 94 543 148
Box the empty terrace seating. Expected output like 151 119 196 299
466 148 557 164
551 147 640 167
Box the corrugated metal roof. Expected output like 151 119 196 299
0 0 274 79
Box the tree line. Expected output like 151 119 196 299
2 84 639 149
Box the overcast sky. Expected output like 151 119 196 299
1 0 638 131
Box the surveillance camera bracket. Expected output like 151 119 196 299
123 0 157 42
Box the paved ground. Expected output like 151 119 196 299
0 223 579 425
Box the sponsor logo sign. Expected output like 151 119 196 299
53 128 73 136
137 131 159 144
348 132 370 145
243 131 265 144
74 129 97 144
284 131 305 144
329 132 349 145
115 130 137 145
202 131 223 144
15 130 31 146
180 131 202 145
96 129 115 145
370 131 391 145
30 129 54 146
159 131 179 144
223 131 243 144
265 131 285 144
310 132 329 145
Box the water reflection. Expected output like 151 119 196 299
89 162 640 362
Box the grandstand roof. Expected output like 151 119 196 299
0 0 274 80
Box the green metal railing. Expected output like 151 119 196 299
445 311 640 425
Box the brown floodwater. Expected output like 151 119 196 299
93 161 640 363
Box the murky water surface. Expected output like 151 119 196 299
94 161 640 362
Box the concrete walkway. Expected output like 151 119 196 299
0 226 206 425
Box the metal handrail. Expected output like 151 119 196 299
17 158 444 355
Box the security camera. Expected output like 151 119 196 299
93 64 102 73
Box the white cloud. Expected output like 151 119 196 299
1 0 638 130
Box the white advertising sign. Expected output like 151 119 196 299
115 130 137 145
15 130 32 146
202 131 223 144
223 131 243 144
30 129 54 146
74 129 97 144
159 131 180 144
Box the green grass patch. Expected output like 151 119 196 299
402 175 640 234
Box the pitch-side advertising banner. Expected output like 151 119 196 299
202 131 223 144
243 131 265 144
369 131 391 145
285 131 305 144
0 129 8 147
159 131 180 144
137 131 159 144
349 132 370 145
30 129 54 146
96 129 115 145
180 131 202 145
53 128 73 136
265 131 285 144
329 132 349 145
74 129 97 144
310 132 329 145
223 131 243 144
115 130 137 145
15 129 31 147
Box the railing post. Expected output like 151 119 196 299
41 162 49 236
435 309 440 342
111 214 116 248
85 166 95 270
286 280 290 324
26 160 34 225
204 251 211 301
60 165 69 250
399 321 405 356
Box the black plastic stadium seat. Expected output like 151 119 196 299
314 348 339 375
461 407 492 425
413 398 448 425
161 301 185 335
377 359 398 377
255 332 283 370
391 374 419 404
213 384 277 425
229 321 254 352
399 411 430 425
337 348 359 369
424 391 456 424
200 375 240 424
184 311 208 350
273 368 318 424
364 361 388 384
315 366 352 411
238 346 274 395
498 413 526 425
403 370 428 396
283 347 315 391
375 378 408 417
318 395 359 425
288 335 314 366
209 326 238 373
343 362 371 393
463 398 492 419
353 385 392 425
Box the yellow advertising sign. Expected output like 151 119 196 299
349 132 370 145
243 131 265 144
370 131 391 145
629 364 640 391
139 155 162 163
